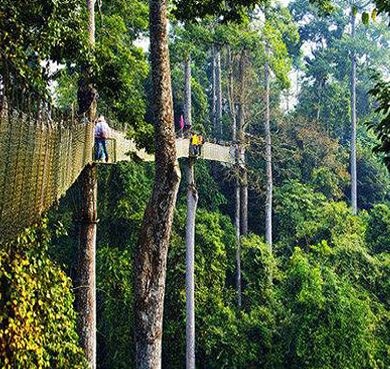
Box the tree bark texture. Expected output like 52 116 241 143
76 2 98 368
88 0 96 45
186 159 198 369
350 7 358 215
134 1 181 368
264 57 273 251
215 49 223 140
77 164 97 369
238 53 248 238
184 54 192 135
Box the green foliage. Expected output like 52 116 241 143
366 204 390 253
171 0 262 23
356 145 390 209
276 248 378 369
299 201 364 246
96 245 134 368
368 73 390 170
241 234 277 305
0 221 84 369
274 180 326 244
95 8 149 129
0 0 91 90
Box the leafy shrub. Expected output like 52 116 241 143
0 221 84 369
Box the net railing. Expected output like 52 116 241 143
0 102 94 243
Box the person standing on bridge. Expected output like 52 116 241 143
190 132 199 156
94 116 111 162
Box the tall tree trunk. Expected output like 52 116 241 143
134 1 181 368
186 158 198 369
230 49 242 307
211 49 217 135
184 52 197 369
215 49 223 140
238 53 248 238
350 7 358 215
264 55 273 251
227 47 236 141
235 176 242 307
184 54 192 136
77 1 97 368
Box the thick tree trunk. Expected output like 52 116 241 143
215 49 223 140
185 158 198 369
350 7 357 215
134 1 181 368
77 164 97 369
184 54 192 136
264 58 273 251
238 53 248 238
76 2 97 368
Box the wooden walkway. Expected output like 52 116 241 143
112 131 236 164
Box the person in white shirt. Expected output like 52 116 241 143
94 116 111 162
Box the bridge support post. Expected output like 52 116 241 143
77 163 97 369
186 158 198 369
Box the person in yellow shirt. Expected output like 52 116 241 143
191 133 199 156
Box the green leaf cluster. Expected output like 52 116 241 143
0 221 85 369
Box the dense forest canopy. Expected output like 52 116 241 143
3 0 390 368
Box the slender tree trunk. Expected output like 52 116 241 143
211 49 217 135
240 165 248 236
238 53 248 238
215 49 223 140
77 1 97 368
264 56 273 251
184 51 197 369
350 7 358 215
235 176 242 307
134 1 181 368
227 47 236 141
231 49 242 307
186 158 198 369
184 54 192 136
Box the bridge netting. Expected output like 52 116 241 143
0 102 95 243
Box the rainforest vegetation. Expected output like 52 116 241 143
4 0 390 368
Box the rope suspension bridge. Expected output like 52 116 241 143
0 103 236 244
0 54 239 369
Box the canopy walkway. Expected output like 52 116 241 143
114 131 235 164
0 104 235 243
